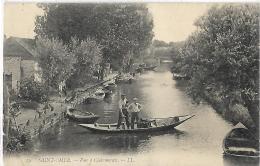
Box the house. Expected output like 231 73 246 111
3 36 42 93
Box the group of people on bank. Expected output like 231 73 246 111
117 94 142 129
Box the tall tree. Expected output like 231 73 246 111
35 3 154 70
173 5 259 131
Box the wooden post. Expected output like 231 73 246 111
3 81 10 148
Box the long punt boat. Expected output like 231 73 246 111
78 114 195 133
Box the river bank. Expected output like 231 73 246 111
4 73 119 153
172 73 256 134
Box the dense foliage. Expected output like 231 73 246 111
35 3 154 70
19 77 48 103
36 36 102 90
172 5 259 130
36 36 75 90
67 38 103 88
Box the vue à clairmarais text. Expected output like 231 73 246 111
35 156 135 164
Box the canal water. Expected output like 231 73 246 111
32 62 258 166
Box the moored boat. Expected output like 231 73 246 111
83 89 106 104
104 82 117 91
102 88 113 96
78 114 195 133
135 64 157 73
93 89 106 100
115 74 135 84
173 73 189 80
143 65 157 71
223 127 260 158
66 107 99 123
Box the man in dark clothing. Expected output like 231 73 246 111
117 94 130 129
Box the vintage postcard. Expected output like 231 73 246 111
2 2 259 166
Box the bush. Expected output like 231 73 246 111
19 78 48 103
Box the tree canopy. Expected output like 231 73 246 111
35 3 154 70
172 5 259 131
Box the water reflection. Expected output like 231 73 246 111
34 119 186 155
31 63 258 166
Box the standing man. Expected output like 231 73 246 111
117 94 130 129
128 98 142 129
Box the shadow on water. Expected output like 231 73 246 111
34 119 186 154
70 123 186 154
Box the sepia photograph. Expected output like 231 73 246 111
2 2 260 166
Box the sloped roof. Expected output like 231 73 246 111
4 37 38 60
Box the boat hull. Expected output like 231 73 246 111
222 128 260 158
78 115 194 134
67 115 100 123
104 84 117 91
84 95 104 104
136 66 157 73
116 78 133 84
66 109 100 124
143 66 157 71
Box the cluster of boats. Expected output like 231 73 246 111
65 73 136 122
83 73 139 104
80 80 117 104
66 63 158 104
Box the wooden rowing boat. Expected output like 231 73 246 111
173 73 190 80
84 89 106 104
143 65 157 71
223 127 260 158
78 115 195 133
66 108 99 123
136 65 157 73
115 74 135 84
104 83 117 91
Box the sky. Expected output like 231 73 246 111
148 3 211 42
4 3 211 42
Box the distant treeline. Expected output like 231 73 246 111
151 40 184 59
152 39 184 48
